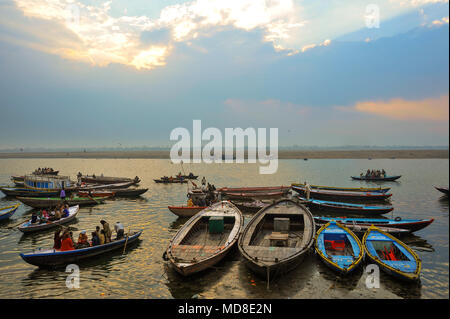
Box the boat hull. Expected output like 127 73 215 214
18 206 79 233
16 196 106 209
0 204 20 221
167 206 207 218
0 187 61 198
292 183 390 193
20 231 142 267
292 185 392 202
435 186 449 196
351 175 401 182
302 198 393 215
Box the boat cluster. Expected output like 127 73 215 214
0 169 148 267
163 178 442 283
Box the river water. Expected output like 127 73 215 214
0 158 448 299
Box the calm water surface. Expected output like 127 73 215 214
0 158 448 299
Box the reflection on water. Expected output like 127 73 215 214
0 158 448 299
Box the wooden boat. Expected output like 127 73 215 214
299 197 393 215
218 186 290 194
238 199 315 279
164 201 243 276
32 170 59 176
16 196 107 209
351 175 401 182
167 206 207 218
315 221 364 274
77 191 115 198
11 176 25 186
291 185 392 201
435 186 449 196
0 204 20 221
232 200 269 213
363 226 421 281
314 217 434 233
181 173 198 180
18 205 79 233
111 188 148 197
77 181 136 190
154 178 187 184
0 187 61 198
223 191 286 200
20 230 142 267
23 175 76 191
80 175 140 185
292 183 390 193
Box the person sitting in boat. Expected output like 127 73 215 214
201 176 206 186
60 232 75 251
381 169 386 177
31 211 38 224
62 205 70 218
187 197 194 207
99 229 106 245
91 232 100 246
42 209 49 220
75 230 89 249
100 220 112 243
114 222 125 240
53 230 62 250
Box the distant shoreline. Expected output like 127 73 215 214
0 149 447 159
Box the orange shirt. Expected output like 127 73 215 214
60 237 74 251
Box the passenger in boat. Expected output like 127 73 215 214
76 230 89 249
91 232 100 246
114 222 124 240
53 230 62 250
42 209 49 220
381 169 386 177
60 233 74 251
62 205 70 218
100 220 112 243
99 229 106 245
31 211 38 224
201 177 206 186
187 198 193 207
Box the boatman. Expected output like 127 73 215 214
60 187 66 200
305 183 311 201
114 222 125 240
100 220 112 243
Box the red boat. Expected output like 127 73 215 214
168 206 207 218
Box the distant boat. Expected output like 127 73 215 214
80 175 140 185
167 205 207 218
292 185 392 201
315 221 364 274
299 197 393 215
291 183 390 193
363 226 421 281
351 175 401 182
314 216 434 233
435 186 449 196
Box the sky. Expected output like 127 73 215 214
0 0 448 149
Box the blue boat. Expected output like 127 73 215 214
315 221 364 274
363 226 421 281
314 217 434 233
20 230 143 267
0 204 20 221
299 197 393 215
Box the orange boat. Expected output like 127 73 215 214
168 206 207 218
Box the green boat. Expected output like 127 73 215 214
16 196 107 209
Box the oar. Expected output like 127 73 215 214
122 229 130 255
88 194 101 205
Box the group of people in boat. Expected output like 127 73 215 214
361 169 386 178
187 177 217 207
54 220 125 251
33 167 56 175
31 203 71 224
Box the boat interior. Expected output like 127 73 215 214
322 232 354 257
171 216 236 261
371 241 409 261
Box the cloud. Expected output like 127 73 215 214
336 95 449 121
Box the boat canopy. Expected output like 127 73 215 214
24 175 73 189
